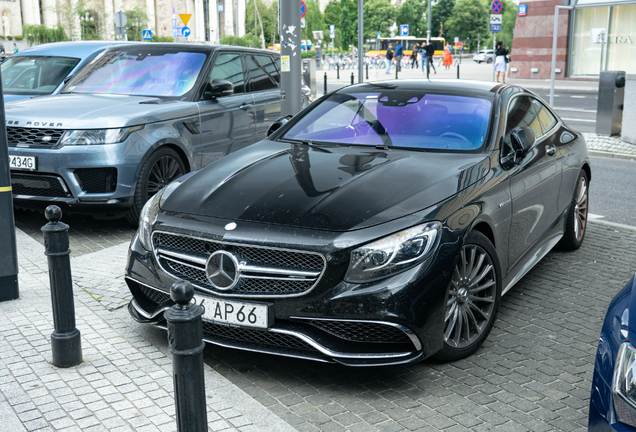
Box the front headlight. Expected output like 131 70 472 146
345 222 441 283
613 342 636 427
138 191 162 251
60 125 144 145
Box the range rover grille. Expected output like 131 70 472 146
11 172 70 197
153 231 326 297
7 127 64 148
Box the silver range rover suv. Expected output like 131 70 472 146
6 43 284 223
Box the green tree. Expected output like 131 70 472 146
431 0 455 39
245 0 279 47
446 0 489 50
220 34 261 47
396 0 426 38
125 6 149 41
364 0 396 40
323 1 341 48
22 24 67 45
301 0 324 44
339 0 357 50
479 0 516 51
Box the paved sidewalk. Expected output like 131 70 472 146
0 228 297 432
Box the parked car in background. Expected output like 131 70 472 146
125 80 590 366
6 43 284 224
1 41 124 103
473 49 495 64
589 274 636 431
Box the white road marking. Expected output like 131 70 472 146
588 213 605 220
570 95 589 99
553 107 596 113
560 117 596 123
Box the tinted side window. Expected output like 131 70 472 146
503 96 543 155
209 53 244 94
246 54 279 91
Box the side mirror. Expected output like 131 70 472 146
267 115 293 137
63 74 74 84
510 126 536 163
203 79 234 99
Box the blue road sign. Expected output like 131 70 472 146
400 24 409 36
142 30 152 40
490 23 502 32
377 32 381 39
329 24 335 38
518 4 527 15
182 26 191 37
173 27 183 38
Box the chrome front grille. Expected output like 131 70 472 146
153 231 326 297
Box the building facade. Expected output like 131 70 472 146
0 0 246 43
511 0 636 79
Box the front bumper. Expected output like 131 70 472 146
125 214 460 366
8 135 146 211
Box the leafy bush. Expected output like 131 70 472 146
15 36 23 40
220 34 261 48
6 36 12 40
22 24 68 45
151 35 175 42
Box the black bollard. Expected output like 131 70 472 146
395 62 398 80
41 205 82 368
165 280 207 432
351 72 354 85
324 72 327 95
366 63 369 80
336 63 339 80
457 64 460 80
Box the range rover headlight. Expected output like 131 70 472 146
60 125 144 145
345 222 441 283
613 342 636 427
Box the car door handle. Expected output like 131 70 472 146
240 103 253 110
545 144 556 156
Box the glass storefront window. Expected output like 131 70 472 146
606 5 636 74
570 6 609 76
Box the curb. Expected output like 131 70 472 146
588 149 636 160
590 218 636 232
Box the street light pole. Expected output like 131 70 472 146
358 0 363 83
427 0 431 43
280 0 301 115
550 0 578 106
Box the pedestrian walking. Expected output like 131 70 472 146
411 44 419 69
422 41 437 77
13 42 17 53
494 41 509 83
0 43 5 54
395 42 403 72
443 43 453 70
385 43 394 75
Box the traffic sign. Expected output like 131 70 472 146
518 4 527 15
173 27 183 38
377 32 381 39
490 14 502 24
491 0 502 14
182 26 191 37
400 24 409 36
217 3 224 12
180 14 191 26
142 29 152 40
329 24 335 38
113 11 127 27
300 0 306 18
490 24 502 32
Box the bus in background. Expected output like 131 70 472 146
366 37 445 58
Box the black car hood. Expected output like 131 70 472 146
162 141 490 231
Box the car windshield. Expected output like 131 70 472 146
282 90 492 151
63 48 207 97
1 56 80 95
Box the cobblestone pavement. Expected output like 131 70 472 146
584 133 636 158
194 222 636 432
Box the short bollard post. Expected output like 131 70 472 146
351 72 354 85
324 72 327 95
165 280 207 432
395 62 398 79
366 63 369 80
41 205 82 368
457 64 460 80
336 63 340 79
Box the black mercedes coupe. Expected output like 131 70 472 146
125 80 590 366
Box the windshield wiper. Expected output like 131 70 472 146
279 138 333 153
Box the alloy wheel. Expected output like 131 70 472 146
574 175 588 242
147 155 184 199
444 245 497 349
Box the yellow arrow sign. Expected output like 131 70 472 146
180 14 191 26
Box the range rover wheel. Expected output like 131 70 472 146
558 170 589 250
125 147 185 226
435 231 501 362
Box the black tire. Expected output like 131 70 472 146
434 231 502 362
125 147 186 226
557 170 589 251
486 58 493 64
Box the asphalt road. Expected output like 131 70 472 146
588 156 636 226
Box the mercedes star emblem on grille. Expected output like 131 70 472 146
205 250 240 290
